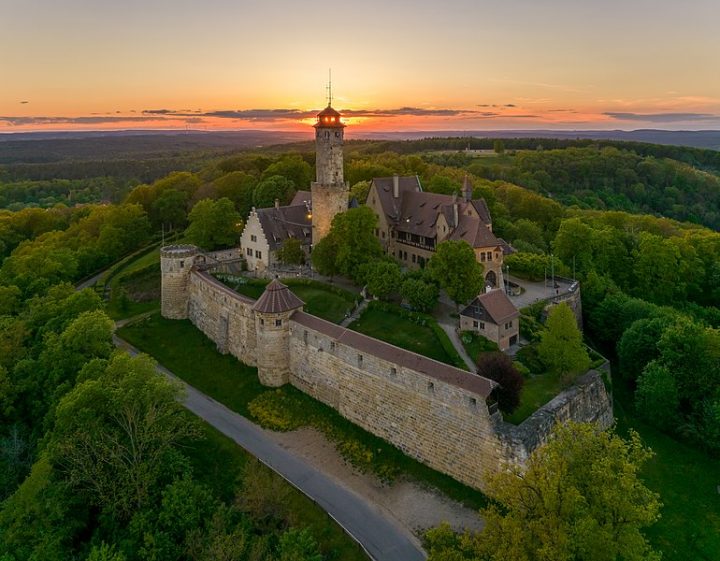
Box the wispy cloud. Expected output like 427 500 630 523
604 112 719 122
0 115 164 126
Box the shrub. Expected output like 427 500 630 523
477 352 524 414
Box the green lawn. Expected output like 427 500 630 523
612 374 720 561
118 313 488 511
185 418 369 561
459 331 499 363
349 303 465 368
218 276 359 324
504 371 564 425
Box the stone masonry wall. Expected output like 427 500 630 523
287 318 511 488
166 261 614 491
187 270 257 366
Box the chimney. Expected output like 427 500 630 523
393 175 399 199
274 198 280 209
453 200 459 226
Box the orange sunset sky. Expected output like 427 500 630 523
2 0 719 133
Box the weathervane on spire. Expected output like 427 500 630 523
326 68 333 107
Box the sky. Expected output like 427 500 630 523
1 0 719 133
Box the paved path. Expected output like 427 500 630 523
113 334 426 561
341 298 370 328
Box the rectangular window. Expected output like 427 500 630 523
260 318 264 325
505 321 513 329
255 250 262 258
473 320 479 328
487 252 492 261
246 248 252 256
330 341 335 351
390 367 397 376
275 319 282 327
480 253 485 262
411 254 416 263
251 234 257 242
381 231 386 239
427 381 434 393
357 354 363 367
479 321 485 330
469 397 477 407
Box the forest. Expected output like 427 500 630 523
0 134 719 560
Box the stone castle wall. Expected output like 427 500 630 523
187 270 257 366
161 246 613 490
288 312 511 487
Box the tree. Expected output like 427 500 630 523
635 361 679 431
261 155 313 189
349 180 371 203
364 260 402 300
425 423 661 561
276 237 305 266
150 188 188 231
400 277 439 313
312 206 382 282
277 528 323 561
253 175 296 209
493 139 505 154
310 234 339 278
537 303 590 381
427 240 483 306
213 171 257 218
185 198 242 250
48 353 198 520
617 316 671 382
476 353 524 414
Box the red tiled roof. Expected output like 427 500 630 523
292 311 496 398
253 279 304 314
461 289 519 325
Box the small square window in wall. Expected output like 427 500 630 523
469 397 477 407
275 319 282 327
473 320 479 328
390 367 397 376
330 341 335 351
180 260 184 267
260 318 264 326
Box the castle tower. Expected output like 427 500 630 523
311 101 348 246
253 279 304 387
160 245 199 319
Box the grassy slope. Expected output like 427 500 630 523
118 313 488 510
612 376 720 561
185 418 369 561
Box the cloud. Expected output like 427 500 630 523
504 104 516 107
20 100 29 104
604 112 719 123
0 115 164 126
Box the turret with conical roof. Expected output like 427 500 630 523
254 279 304 387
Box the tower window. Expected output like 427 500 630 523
427 381 435 393
275 319 282 327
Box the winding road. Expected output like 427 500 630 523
114 335 426 561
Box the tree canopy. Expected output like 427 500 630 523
427 240 484 306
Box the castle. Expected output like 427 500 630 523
160 100 613 490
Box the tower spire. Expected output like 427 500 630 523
327 68 333 107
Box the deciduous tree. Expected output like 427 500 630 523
427 240 483 306
537 303 590 381
185 198 242 250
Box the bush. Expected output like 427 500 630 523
477 352 524 414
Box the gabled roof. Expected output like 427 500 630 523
449 214 502 249
292 311 496 398
253 279 304 314
460 289 519 325
371 175 501 249
290 190 312 206
255 204 312 250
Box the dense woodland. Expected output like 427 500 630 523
1 135 719 560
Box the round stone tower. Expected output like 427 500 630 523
253 279 304 387
311 104 348 246
160 245 199 319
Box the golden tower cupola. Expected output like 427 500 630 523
314 105 345 128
